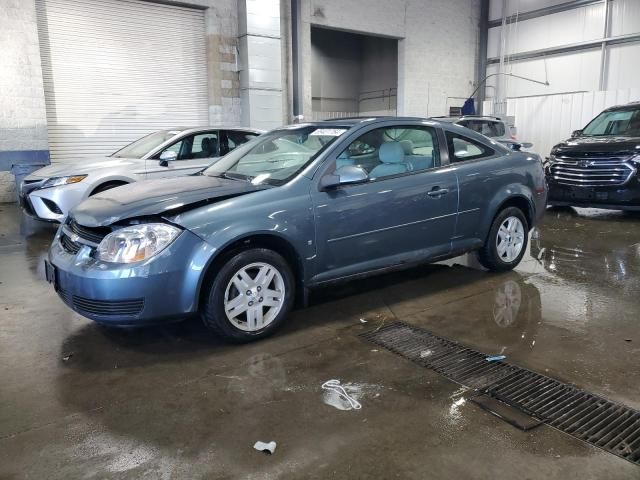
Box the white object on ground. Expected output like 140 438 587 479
321 379 362 410
253 440 277 455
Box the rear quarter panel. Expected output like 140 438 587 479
453 151 543 243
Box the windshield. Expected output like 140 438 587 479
202 126 347 185
582 108 640 136
112 130 181 158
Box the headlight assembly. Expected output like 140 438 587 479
42 175 87 188
96 223 181 263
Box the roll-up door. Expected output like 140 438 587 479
36 0 208 162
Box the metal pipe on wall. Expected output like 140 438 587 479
599 0 611 91
477 0 489 114
290 0 302 119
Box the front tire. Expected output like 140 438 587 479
477 207 528 272
202 248 295 342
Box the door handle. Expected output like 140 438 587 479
427 187 449 197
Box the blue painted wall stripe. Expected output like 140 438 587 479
0 150 51 171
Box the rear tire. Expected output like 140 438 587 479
201 248 294 343
477 206 528 272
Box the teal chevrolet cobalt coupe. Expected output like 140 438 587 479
46 117 547 342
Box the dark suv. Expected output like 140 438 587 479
546 102 640 210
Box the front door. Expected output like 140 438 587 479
145 131 220 178
310 124 458 283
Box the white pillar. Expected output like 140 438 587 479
238 0 284 130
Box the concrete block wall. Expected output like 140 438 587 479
0 0 49 202
205 0 242 126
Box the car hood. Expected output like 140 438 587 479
553 136 640 156
71 175 270 227
27 157 142 179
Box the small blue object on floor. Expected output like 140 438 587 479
486 355 507 362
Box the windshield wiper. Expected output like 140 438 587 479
222 172 254 181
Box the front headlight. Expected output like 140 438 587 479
42 175 87 188
96 223 181 263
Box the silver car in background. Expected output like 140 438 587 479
434 115 533 151
20 127 262 222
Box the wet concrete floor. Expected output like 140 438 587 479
0 203 639 479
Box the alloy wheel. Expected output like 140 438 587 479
223 262 285 332
496 216 525 263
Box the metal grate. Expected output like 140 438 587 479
484 371 640 466
361 321 640 466
361 321 518 388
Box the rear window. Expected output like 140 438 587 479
458 119 505 138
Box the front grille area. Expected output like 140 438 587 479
60 233 81 254
58 288 144 316
66 219 111 244
550 156 634 187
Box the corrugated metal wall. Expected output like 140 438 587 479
484 89 640 157
486 0 640 97
36 0 209 163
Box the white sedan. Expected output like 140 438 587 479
20 127 261 222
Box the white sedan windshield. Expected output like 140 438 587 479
203 126 347 185
112 130 181 158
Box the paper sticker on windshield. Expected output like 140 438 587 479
310 128 347 137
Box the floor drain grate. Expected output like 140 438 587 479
361 321 640 467
361 321 518 388
483 370 640 466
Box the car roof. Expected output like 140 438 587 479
165 126 264 135
604 101 640 112
280 116 451 130
431 115 504 123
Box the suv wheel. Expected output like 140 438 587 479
202 248 294 342
477 206 528 272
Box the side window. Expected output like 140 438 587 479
221 130 258 155
459 120 505 137
446 132 494 163
162 140 183 156
336 126 440 180
185 133 219 159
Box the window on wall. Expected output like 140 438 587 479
336 126 439 180
445 132 494 163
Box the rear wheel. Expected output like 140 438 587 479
477 206 528 272
202 248 294 342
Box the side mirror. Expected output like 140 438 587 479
520 142 533 149
159 150 177 166
320 165 369 190
571 129 583 138
509 143 522 151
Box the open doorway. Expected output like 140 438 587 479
311 27 398 120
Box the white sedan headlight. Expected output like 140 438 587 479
42 175 87 188
97 223 181 263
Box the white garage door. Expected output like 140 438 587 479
36 0 209 163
